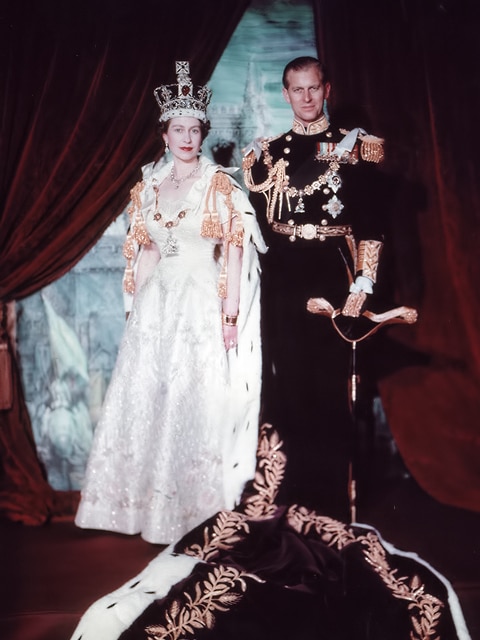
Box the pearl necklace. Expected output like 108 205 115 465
169 163 201 189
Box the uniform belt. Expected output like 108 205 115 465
271 221 352 242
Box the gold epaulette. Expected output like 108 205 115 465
338 129 385 164
358 133 385 163
242 134 282 169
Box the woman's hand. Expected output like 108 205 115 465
223 324 238 351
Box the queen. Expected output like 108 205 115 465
74 61 266 545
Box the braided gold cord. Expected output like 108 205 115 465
202 172 245 299
122 180 150 294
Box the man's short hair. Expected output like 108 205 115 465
282 56 329 88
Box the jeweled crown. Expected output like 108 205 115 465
153 61 212 123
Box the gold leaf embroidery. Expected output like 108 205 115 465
286 506 445 640
147 427 446 640
145 565 249 640
359 532 444 640
183 510 249 561
287 505 356 549
181 424 286 562
242 423 286 519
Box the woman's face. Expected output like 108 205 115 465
163 117 203 162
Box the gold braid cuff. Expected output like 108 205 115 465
203 172 245 298
356 240 383 283
342 291 367 318
122 180 150 294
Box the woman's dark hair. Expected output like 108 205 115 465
282 56 329 88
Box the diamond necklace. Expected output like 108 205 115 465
169 162 201 189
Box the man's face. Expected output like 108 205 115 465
282 65 331 126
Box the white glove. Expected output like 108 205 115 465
349 275 373 295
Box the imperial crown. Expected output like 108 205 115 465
153 61 212 123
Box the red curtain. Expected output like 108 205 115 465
314 0 480 510
0 0 250 524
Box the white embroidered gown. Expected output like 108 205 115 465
75 158 264 544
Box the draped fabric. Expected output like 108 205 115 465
70 425 465 640
0 0 250 524
313 0 480 511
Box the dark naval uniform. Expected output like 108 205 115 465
243 115 387 520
